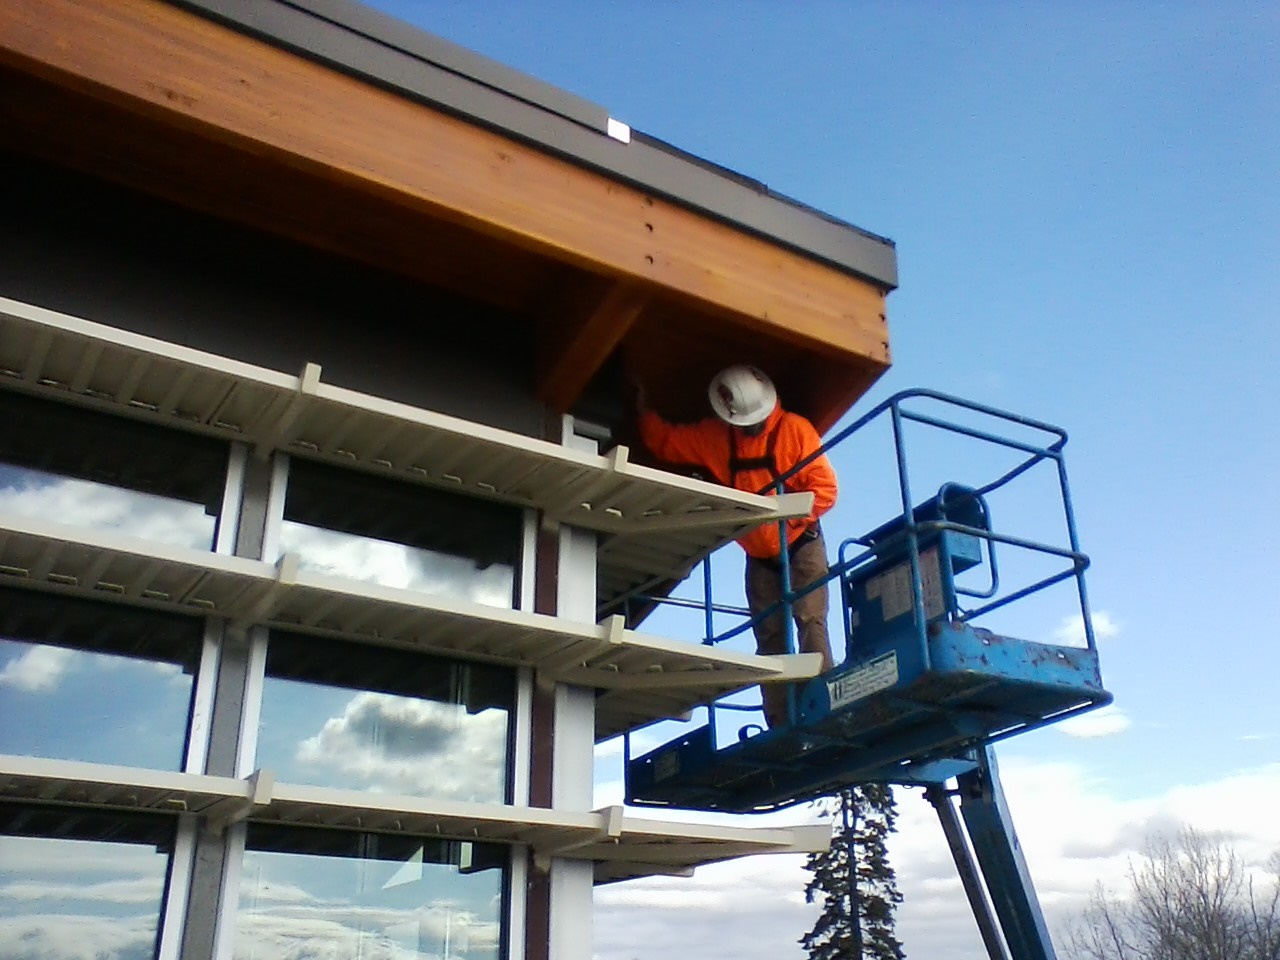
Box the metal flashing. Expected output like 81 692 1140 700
164 0 897 288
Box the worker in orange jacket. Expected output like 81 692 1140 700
637 365 837 727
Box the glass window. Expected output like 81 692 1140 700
280 458 520 609
0 390 228 551
256 632 514 803
0 804 175 960
0 588 202 770
237 824 505 960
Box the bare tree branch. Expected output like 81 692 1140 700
1064 827 1280 960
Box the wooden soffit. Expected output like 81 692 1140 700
0 0 892 431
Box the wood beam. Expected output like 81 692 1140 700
806 357 892 435
0 67 549 315
537 280 649 413
0 0 891 370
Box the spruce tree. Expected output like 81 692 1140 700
802 783 906 960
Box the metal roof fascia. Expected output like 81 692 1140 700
163 0 898 289
172 0 609 130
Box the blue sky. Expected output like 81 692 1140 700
370 3 1277 957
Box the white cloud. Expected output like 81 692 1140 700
226 878 317 907
591 759 1280 960
233 911 424 960
1056 703 1132 738
0 835 163 878
296 692 508 802
0 645 75 692
1052 610 1119 647
0 643 186 695
595 857 818 960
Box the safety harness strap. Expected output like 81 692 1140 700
728 421 821 558
727 420 782 489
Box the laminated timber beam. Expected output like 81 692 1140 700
0 65 549 317
0 0 891 397
0 754 831 884
536 279 650 413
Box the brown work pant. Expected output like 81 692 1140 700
746 530 834 727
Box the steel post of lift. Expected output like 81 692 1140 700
926 778 1010 960
955 746 1058 960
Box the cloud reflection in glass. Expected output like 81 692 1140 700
0 463 216 550
0 592 201 771
257 634 513 803
280 519 513 609
236 827 503 960
0 808 173 960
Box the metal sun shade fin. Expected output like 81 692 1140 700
112 353 152 406
0 297 832 741
0 510 808 738
2 297 813 621
66 339 104 394
154 363 199 419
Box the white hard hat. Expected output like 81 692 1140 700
708 365 777 427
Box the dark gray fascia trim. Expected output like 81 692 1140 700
165 0 898 289
193 0 611 132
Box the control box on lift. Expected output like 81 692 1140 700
796 485 1105 742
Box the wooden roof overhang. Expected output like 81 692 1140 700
0 0 896 434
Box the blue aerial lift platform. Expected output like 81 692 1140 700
623 390 1110 960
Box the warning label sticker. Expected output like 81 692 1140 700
864 547 945 622
826 651 899 710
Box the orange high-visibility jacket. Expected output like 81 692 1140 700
638 404 838 559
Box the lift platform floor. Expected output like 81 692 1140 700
627 622 1110 813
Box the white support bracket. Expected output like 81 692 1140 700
229 552 297 628
204 768 275 835
534 614 627 678
622 490 815 534
595 862 695 884
533 804 625 871
547 444 631 521
573 651 823 692
254 362 322 457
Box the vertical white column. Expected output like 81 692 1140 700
506 510 538 960
181 450 281 960
511 510 538 806
547 418 598 960
155 815 199 960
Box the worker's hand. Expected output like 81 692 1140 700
631 379 648 413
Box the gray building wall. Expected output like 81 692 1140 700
0 151 544 437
